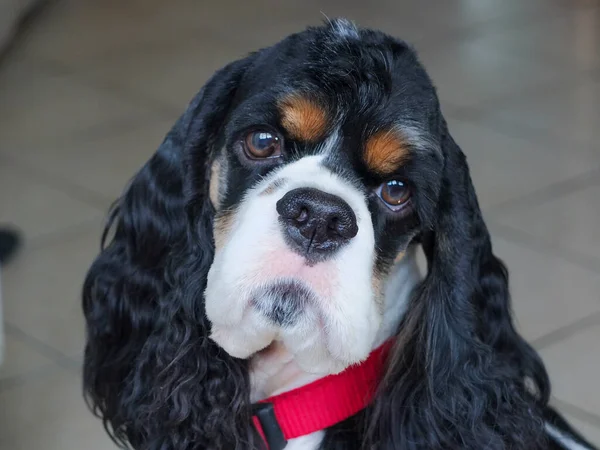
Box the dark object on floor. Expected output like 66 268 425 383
0 228 21 264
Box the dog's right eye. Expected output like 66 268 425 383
244 130 282 159
376 180 411 212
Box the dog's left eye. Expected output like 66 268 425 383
244 130 282 159
377 180 411 211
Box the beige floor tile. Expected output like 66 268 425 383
0 160 103 241
0 58 155 152
466 8 600 74
446 118 600 209
541 324 600 416
19 0 324 65
17 0 219 64
179 0 426 49
493 183 600 262
491 236 600 342
10 118 175 200
1 224 104 358
0 367 118 450
0 333 55 381
77 37 250 110
204 4 426 49
489 78 600 147
416 38 572 108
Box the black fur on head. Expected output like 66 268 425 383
83 18 558 450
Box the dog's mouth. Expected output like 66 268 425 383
253 248 338 300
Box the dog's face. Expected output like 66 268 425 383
204 20 441 373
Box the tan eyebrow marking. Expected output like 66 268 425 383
364 129 410 175
278 94 328 142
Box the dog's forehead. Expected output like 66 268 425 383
220 23 442 181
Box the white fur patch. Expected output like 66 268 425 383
206 154 378 374
330 18 359 40
285 431 326 450
373 245 421 347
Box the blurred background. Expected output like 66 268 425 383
0 0 599 448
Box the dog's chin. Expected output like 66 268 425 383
208 274 376 374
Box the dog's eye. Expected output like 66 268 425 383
244 130 282 159
377 180 411 211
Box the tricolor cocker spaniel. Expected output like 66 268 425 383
82 19 598 450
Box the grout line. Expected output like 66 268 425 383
0 152 114 211
2 56 181 136
456 66 595 118
0 0 59 63
489 221 600 274
454 74 600 153
0 362 66 393
0 156 108 253
3 322 79 369
62 112 175 146
469 109 599 150
485 167 600 216
552 398 600 429
0 111 168 166
21 217 106 252
532 311 600 351
36 57 185 116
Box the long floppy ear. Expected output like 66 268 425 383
366 120 551 449
83 56 264 450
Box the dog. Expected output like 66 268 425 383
82 19 599 450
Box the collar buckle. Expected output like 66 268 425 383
252 402 288 450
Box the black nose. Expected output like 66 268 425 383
276 187 358 261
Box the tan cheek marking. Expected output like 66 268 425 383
364 129 410 175
279 95 328 142
209 159 221 209
394 251 406 264
213 209 235 251
373 252 405 309
372 271 385 310
259 178 287 197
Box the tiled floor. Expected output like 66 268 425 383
0 0 599 448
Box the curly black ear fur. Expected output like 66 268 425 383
82 56 265 450
364 120 552 450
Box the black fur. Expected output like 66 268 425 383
82 19 597 450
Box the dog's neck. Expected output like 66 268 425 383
249 248 422 403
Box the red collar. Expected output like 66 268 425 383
252 339 394 449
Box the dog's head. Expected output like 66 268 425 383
203 19 440 373
83 19 550 449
